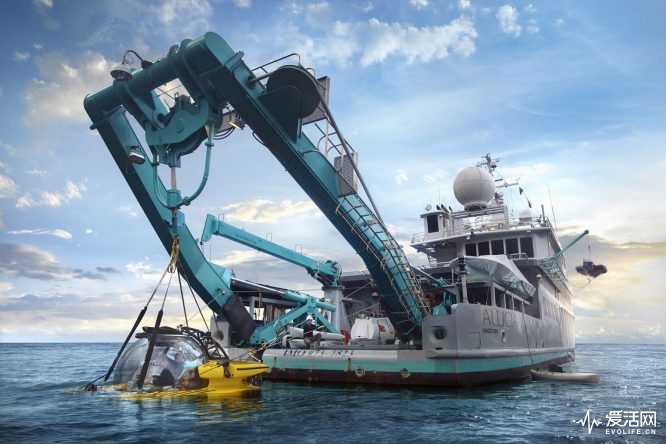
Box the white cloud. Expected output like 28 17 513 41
395 169 408 184
360 1 374 13
360 17 478 66
7 228 72 239
497 5 521 37
15 180 86 208
282 16 477 69
117 205 139 218
233 0 251 8
14 51 30 61
213 249 263 267
459 0 471 10
151 0 212 36
223 199 318 223
410 0 428 9
0 175 20 199
0 281 13 293
0 141 17 155
24 52 112 125
34 0 53 8
126 259 163 281
526 19 539 34
305 2 331 27
25 169 47 176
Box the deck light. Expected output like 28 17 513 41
110 49 153 81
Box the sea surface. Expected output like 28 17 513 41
0 343 662 443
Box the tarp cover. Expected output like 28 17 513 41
450 255 536 298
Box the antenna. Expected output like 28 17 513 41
547 183 558 232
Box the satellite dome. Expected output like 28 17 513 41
453 166 496 211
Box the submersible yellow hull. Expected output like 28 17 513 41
113 360 269 399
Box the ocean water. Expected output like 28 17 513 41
0 343 662 443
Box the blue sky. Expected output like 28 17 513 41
0 0 664 343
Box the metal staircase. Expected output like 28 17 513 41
336 195 429 334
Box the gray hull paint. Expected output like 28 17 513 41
233 304 575 387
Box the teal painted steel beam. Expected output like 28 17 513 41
85 32 427 343
202 215 341 287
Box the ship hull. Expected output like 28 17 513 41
225 302 575 387
261 347 573 387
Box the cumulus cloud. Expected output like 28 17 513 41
0 282 13 293
0 175 20 199
410 0 429 9
304 2 331 27
125 259 163 281
151 0 212 36
15 180 86 208
282 16 478 68
14 51 30 61
0 141 17 156
117 205 140 218
7 228 72 239
360 17 478 65
497 5 521 37
459 0 472 10
24 52 112 125
34 0 53 8
214 249 263 267
0 243 105 281
223 199 319 223
395 169 409 184
25 169 47 176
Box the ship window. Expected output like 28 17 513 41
477 241 490 255
491 239 504 255
505 294 514 310
520 237 534 258
515 299 523 313
506 238 519 255
495 291 504 308
465 243 477 256
426 214 439 233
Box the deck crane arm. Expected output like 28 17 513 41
85 32 429 343
202 215 342 287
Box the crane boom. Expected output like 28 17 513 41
85 32 428 342
202 215 341 287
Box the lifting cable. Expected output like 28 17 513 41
136 237 179 391
83 237 181 391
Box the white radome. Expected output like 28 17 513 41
453 166 496 210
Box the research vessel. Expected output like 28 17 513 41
85 31 584 387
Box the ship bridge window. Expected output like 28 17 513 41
520 237 534 258
465 243 477 256
477 241 490 255
506 238 519 256
426 214 439 233
491 239 504 255
495 290 505 308
468 287 491 306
